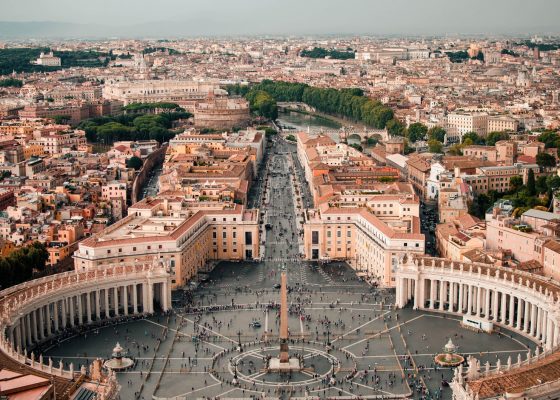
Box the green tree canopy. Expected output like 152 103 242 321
126 156 143 170
428 126 446 142
536 152 557 168
509 175 524 191
407 123 428 143
527 169 536 196
386 119 406 137
486 131 510 146
462 132 485 145
428 139 443 153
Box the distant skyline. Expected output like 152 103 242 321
1 0 560 38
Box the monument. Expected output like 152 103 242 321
267 272 302 372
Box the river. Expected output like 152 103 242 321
276 110 344 142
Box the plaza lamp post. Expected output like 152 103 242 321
237 330 243 352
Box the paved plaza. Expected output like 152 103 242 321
42 139 536 399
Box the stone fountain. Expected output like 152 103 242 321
103 342 135 371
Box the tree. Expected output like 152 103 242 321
0 78 23 87
536 152 557 168
428 139 443 153
527 169 536 196
428 126 446 143
486 131 510 146
52 115 71 124
461 132 485 145
509 176 524 192
537 130 559 149
407 123 428 143
126 156 143 170
366 137 378 146
349 143 363 152
536 175 548 194
285 134 296 142
386 119 405 136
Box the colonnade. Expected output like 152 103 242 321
7 281 171 352
396 256 560 350
0 263 172 378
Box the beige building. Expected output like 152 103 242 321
303 206 424 287
74 199 260 288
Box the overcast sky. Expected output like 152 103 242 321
1 0 559 36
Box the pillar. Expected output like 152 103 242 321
123 285 129 315
86 292 92 323
77 294 82 325
53 300 58 332
509 295 515 327
458 283 464 313
114 287 119 316
476 286 482 317
536 307 543 339
61 298 67 328
439 280 445 311
492 290 499 320
105 288 110 317
69 296 75 327
524 301 531 333
162 282 170 311
38 306 45 340
516 299 523 330
31 310 38 342
500 292 507 323
546 318 554 349
143 283 149 313
467 285 473 315
45 303 51 336
430 280 436 309
25 313 32 346
133 284 138 314
449 282 455 312
530 304 537 336
484 288 490 317
95 290 101 320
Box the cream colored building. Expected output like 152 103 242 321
74 198 260 288
303 207 424 287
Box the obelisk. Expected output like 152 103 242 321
279 272 289 363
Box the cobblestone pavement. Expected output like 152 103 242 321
43 138 536 399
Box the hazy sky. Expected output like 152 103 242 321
2 0 559 36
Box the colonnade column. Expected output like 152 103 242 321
439 281 445 311
61 298 67 328
79 294 84 324
123 285 129 315
69 296 75 327
45 303 52 336
448 282 455 312
53 300 59 332
484 288 490 317
105 288 110 317
536 307 543 339
133 284 138 314
458 283 463 313
95 290 101 320
86 292 92 323
466 285 473 315
524 301 531 332
430 280 436 309
516 299 523 330
114 287 119 316
530 304 537 336
476 287 482 317
500 293 507 323
25 313 32 346
508 295 515 327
